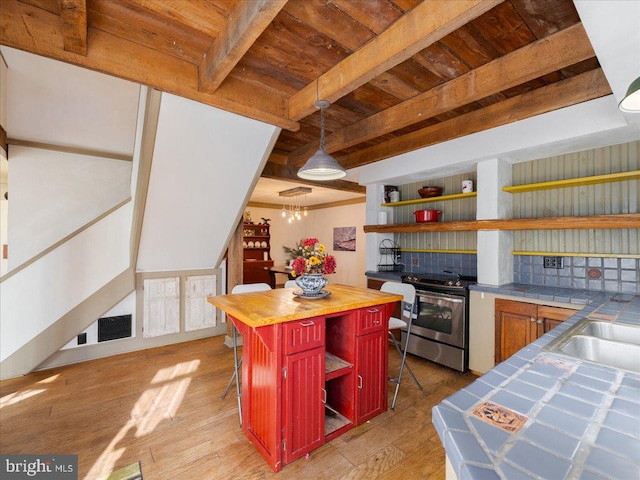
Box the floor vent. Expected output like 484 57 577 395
98 314 132 342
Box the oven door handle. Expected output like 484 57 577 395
415 290 465 303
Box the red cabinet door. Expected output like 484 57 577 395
283 347 325 464
355 331 387 424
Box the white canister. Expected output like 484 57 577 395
462 180 474 193
389 191 400 202
377 211 388 224
263 251 269 261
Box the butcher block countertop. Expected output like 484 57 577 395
207 284 401 328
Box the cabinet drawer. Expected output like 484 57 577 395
283 317 325 355
357 306 386 335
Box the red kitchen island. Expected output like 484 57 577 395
207 284 401 472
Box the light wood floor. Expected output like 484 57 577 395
0 336 476 479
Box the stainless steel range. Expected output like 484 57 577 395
401 272 476 372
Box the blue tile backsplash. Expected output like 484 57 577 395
514 256 639 295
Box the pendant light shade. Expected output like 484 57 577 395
619 76 640 113
297 100 346 180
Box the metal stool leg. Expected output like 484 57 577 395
389 331 423 410
221 325 242 426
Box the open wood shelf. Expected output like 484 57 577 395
364 213 640 233
325 352 353 380
381 191 476 207
324 405 352 438
503 170 640 193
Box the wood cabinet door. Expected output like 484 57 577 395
536 305 576 337
355 331 387 424
495 299 538 364
283 347 324 464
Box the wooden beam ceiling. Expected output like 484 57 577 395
287 23 595 167
338 68 611 169
199 0 288 94
1 0 607 189
288 0 503 121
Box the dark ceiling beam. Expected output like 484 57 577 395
287 23 596 166
287 0 503 121
59 0 87 56
199 0 288 94
261 161 365 194
337 68 611 170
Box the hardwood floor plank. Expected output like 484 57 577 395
1 337 475 478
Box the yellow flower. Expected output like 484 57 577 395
317 244 326 253
308 256 321 266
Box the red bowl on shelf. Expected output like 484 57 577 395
414 209 441 222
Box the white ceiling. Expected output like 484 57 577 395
250 176 364 207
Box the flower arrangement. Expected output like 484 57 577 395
284 238 337 276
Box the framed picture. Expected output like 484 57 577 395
333 226 356 251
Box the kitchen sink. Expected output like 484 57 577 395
544 318 640 373
579 321 640 345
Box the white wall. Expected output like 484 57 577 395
307 202 366 287
0 202 132 362
7 146 132 268
2 46 139 155
136 93 280 272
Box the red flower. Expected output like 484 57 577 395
323 255 337 274
302 238 319 248
291 257 307 276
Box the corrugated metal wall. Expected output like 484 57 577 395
512 141 639 255
394 172 477 252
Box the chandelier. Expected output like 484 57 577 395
279 186 311 223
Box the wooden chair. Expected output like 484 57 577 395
380 281 424 409
222 283 271 425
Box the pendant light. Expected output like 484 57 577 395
619 76 640 113
297 100 346 180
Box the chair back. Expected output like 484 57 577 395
380 281 415 304
284 280 298 288
231 283 272 294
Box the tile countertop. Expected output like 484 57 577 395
433 285 640 480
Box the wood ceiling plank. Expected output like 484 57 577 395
246 11 350 86
328 0 403 35
127 0 233 36
1 0 299 131
88 0 211 65
59 0 87 56
470 1 535 55
510 0 580 39
199 0 287 94
260 161 365 194
288 0 503 121
439 23 501 69
285 0 375 52
338 68 611 169
287 23 596 166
